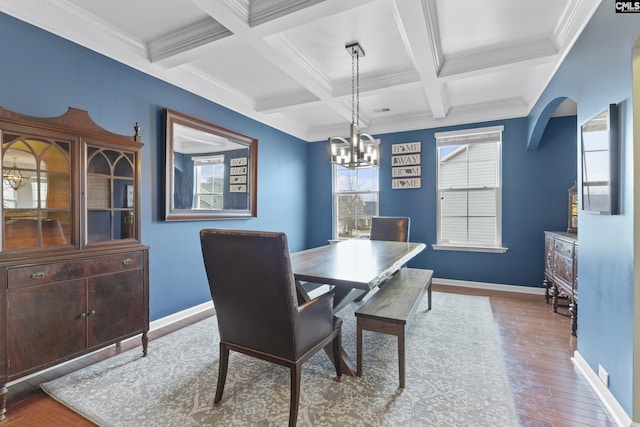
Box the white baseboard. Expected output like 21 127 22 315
149 300 214 332
572 351 633 427
156 281 542 335
433 277 546 295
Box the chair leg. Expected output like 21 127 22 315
289 364 301 427
214 342 229 404
333 329 342 380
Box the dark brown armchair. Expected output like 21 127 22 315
200 229 342 427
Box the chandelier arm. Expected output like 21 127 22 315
329 136 349 144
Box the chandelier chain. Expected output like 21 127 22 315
356 48 360 127
351 47 356 126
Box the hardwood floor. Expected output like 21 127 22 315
2 286 616 426
436 285 616 427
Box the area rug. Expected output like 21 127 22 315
42 292 518 426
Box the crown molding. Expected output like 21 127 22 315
0 0 147 59
249 0 325 27
148 17 232 63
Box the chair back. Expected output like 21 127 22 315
200 229 299 359
369 216 410 242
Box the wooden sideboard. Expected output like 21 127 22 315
0 107 149 420
543 231 578 336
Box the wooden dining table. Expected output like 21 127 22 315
290 239 426 375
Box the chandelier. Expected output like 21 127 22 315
3 159 29 191
328 42 379 169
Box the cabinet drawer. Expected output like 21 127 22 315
7 251 143 289
554 238 574 258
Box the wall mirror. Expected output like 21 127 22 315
164 108 257 221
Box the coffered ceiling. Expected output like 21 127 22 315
0 0 599 141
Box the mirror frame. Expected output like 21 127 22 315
163 108 258 221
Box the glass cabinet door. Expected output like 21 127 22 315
86 145 136 244
2 134 72 250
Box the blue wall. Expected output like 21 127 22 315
528 3 640 417
308 116 576 287
0 13 309 321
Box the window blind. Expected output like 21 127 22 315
436 126 502 247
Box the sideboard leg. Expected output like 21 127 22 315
142 332 148 357
569 300 578 336
551 284 559 313
543 278 551 303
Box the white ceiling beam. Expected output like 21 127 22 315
391 0 448 119
153 0 378 68
250 0 325 27
148 0 250 68
190 0 250 34
147 17 233 64
439 39 559 81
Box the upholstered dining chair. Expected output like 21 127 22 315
369 216 411 242
354 216 411 302
199 229 342 427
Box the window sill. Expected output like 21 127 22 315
431 243 508 254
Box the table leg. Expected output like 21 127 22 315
295 280 366 376
332 287 363 312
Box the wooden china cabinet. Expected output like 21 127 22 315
0 107 149 420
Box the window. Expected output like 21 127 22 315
334 165 379 239
193 155 224 209
434 126 506 253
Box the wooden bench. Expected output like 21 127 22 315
355 268 433 388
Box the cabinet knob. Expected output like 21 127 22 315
122 258 133 265
88 310 96 316
30 272 45 279
79 312 86 318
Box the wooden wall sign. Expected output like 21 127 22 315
391 142 421 189
229 157 248 193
